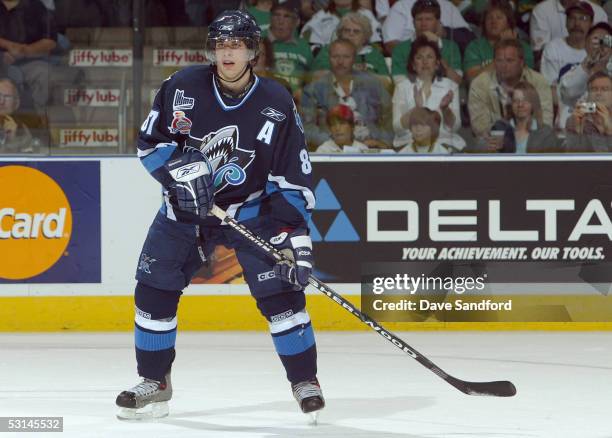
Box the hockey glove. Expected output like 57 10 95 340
271 228 313 290
165 147 214 220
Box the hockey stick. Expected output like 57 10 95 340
210 204 516 397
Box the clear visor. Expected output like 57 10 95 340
205 36 258 64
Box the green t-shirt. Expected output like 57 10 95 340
271 37 314 92
247 6 270 34
463 37 535 72
312 45 389 76
391 38 462 76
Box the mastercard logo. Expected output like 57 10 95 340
0 165 73 280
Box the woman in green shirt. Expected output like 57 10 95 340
463 0 534 81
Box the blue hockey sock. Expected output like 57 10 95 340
134 282 181 381
269 309 318 384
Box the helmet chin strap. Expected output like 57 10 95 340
214 63 254 99
216 62 250 83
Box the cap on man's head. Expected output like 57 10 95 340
326 104 355 125
566 1 594 20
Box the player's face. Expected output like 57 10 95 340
511 89 533 120
215 38 251 80
414 12 438 35
329 119 354 146
413 46 438 78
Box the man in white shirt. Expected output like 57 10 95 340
382 0 472 52
541 1 592 85
530 0 607 52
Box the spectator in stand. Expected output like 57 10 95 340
397 107 455 153
267 2 313 99
472 81 561 153
605 0 612 24
468 39 553 137
455 0 489 28
559 22 612 126
253 37 293 94
382 0 474 54
392 37 463 149
248 0 273 34
301 0 382 51
565 71 612 151
390 0 462 85
312 12 390 81
541 1 592 86
0 0 57 114
301 38 393 149
375 0 390 22
315 104 371 152
530 0 608 54
463 0 535 82
0 77 36 154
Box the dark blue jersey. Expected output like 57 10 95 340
137 65 315 229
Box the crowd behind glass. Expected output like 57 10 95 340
1 0 612 154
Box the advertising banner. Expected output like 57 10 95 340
299 159 612 323
310 160 612 284
0 162 101 283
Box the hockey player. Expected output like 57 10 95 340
115 10 324 420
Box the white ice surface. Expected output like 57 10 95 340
1 331 611 438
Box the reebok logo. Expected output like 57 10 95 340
261 107 286 122
177 163 200 178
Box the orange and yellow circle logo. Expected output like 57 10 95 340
0 165 73 280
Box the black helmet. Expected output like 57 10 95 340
206 10 261 63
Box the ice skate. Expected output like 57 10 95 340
292 378 325 424
116 371 172 420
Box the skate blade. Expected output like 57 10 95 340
308 411 320 426
116 401 169 421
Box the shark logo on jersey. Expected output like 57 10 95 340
173 89 195 110
188 125 255 192
138 254 157 274
261 107 286 122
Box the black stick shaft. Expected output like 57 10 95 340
210 205 516 397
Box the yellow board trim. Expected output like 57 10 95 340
2 295 612 331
